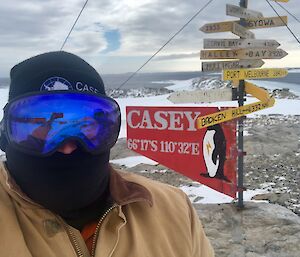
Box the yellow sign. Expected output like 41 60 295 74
200 21 233 33
201 48 288 60
197 99 275 129
246 16 288 29
197 83 276 129
200 16 287 34
223 68 288 80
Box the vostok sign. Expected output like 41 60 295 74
127 109 201 131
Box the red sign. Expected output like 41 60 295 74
126 106 237 198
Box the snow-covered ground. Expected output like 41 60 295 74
1 78 300 205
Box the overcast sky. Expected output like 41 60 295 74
1 0 300 77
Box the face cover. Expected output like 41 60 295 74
5 144 111 216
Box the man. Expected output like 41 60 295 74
0 51 214 257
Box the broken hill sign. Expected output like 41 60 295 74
126 106 238 198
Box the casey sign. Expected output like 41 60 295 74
126 106 238 198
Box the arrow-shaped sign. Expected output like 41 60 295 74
203 39 280 49
202 60 265 72
167 88 234 104
223 68 288 80
200 16 287 34
200 48 288 60
200 21 233 33
245 16 287 29
232 23 255 39
226 4 264 19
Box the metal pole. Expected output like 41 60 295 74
237 0 248 208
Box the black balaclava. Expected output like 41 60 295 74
3 51 116 229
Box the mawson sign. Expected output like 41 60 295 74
126 106 238 198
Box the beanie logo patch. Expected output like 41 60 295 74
40 77 73 91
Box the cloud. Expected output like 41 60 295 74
154 52 199 61
0 0 300 76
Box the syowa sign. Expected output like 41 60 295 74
126 106 238 198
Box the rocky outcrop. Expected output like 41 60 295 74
195 202 300 257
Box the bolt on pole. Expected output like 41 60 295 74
237 0 248 209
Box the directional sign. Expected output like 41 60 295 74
197 98 275 129
223 68 288 80
200 21 234 33
245 16 288 29
202 60 264 72
203 38 280 49
168 88 234 103
200 16 287 34
200 48 288 60
196 83 276 129
226 4 263 19
232 23 255 39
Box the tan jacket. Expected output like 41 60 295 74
0 162 214 257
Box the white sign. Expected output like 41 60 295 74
203 39 280 49
226 4 264 19
202 60 265 72
168 88 234 103
232 23 255 39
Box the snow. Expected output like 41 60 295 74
180 184 268 204
110 156 158 168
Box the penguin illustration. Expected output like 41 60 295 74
201 124 230 182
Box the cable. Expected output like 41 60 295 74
275 1 300 23
60 0 89 51
116 0 215 90
265 0 300 45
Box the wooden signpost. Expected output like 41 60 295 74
200 16 288 33
232 22 255 38
223 68 288 80
202 60 264 72
203 39 280 49
197 0 289 208
226 4 263 19
200 48 287 60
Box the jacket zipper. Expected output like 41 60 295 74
64 224 85 257
91 204 118 257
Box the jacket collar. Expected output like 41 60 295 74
0 162 153 208
109 165 153 206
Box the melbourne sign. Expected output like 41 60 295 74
126 106 238 198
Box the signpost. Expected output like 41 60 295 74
125 0 290 209
198 0 289 208
168 88 234 103
245 16 288 29
203 38 280 49
226 4 263 19
232 22 255 38
202 60 264 72
200 48 287 59
223 68 288 80
200 16 287 33
200 21 235 33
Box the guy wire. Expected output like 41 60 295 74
116 0 215 90
60 0 89 51
265 0 300 45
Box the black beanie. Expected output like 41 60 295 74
9 51 106 101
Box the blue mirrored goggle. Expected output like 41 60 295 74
2 91 121 156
